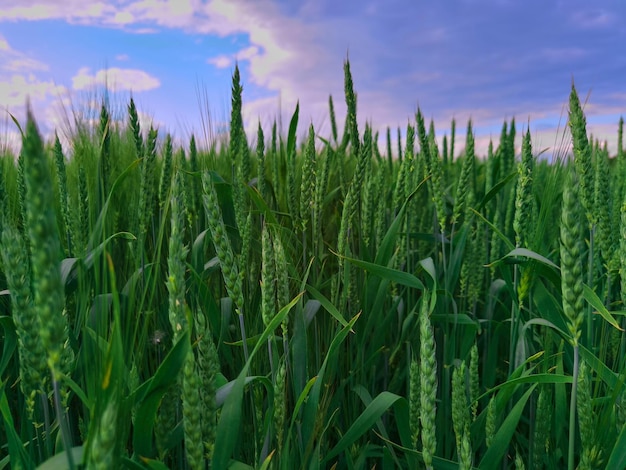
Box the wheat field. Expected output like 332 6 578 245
1 61 625 469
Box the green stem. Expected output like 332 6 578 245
238 312 250 364
509 263 520 377
568 344 580 470
52 377 75 470
587 225 594 350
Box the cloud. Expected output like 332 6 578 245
207 55 232 69
0 34 66 114
199 0 352 138
0 0 193 32
0 33 49 73
0 75 72 155
569 8 616 30
0 1 116 22
0 36 73 152
72 67 161 92
113 10 135 25
207 45 261 69
0 74 66 109
121 0 196 28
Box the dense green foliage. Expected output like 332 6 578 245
1 63 626 469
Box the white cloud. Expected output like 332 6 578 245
236 45 260 61
0 72 70 154
0 1 115 22
0 33 49 72
115 53 130 61
72 67 161 92
122 0 195 27
0 35 75 152
0 74 66 108
4 57 49 72
207 55 232 69
0 34 65 116
207 45 260 69
0 0 198 30
198 0 349 139
113 10 134 25
0 35 9 51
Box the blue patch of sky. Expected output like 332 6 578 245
2 20 277 137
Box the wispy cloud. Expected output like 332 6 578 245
569 8 617 30
0 1 116 23
0 33 49 72
0 33 65 114
208 46 260 70
72 67 161 92
0 74 65 109
207 55 232 69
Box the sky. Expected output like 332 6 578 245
0 0 625 158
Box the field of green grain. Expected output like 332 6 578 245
1 61 626 469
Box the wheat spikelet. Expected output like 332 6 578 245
75 165 89 256
196 311 218 460
87 396 119 469
452 120 475 226
593 143 615 269
513 129 534 249
469 343 479 420
533 385 552 469
167 172 189 341
182 349 204 469
257 122 266 202
1 224 47 417
158 134 173 209
128 97 144 157
485 395 497 448
53 133 72 256
560 170 584 345
202 172 244 313
261 225 276 328
273 360 287 454
98 102 111 204
22 108 69 380
568 85 594 226
300 124 317 232
419 290 437 469
452 361 469 460
577 360 599 469
409 358 420 448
